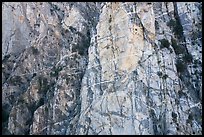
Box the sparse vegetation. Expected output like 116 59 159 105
167 19 176 28
167 19 183 39
79 46 85 55
186 113 193 125
175 59 186 73
45 107 48 112
162 74 168 79
31 46 39 55
2 54 11 62
172 112 177 123
178 90 186 98
183 53 193 63
70 30 90 56
72 43 84 55
171 38 185 54
155 20 159 30
50 66 63 77
191 31 200 41
38 76 49 93
160 39 170 49
194 59 202 66
169 48 173 53
157 71 163 77
69 26 77 32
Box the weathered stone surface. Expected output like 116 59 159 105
2 2 202 135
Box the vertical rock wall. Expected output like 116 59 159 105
2 2 202 135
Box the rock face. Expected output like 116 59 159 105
2 2 202 135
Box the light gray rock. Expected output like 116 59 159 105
2 2 202 135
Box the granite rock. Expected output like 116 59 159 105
2 2 202 135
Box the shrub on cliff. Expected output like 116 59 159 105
160 39 170 49
183 53 193 63
175 59 186 73
31 46 39 55
167 19 183 39
171 38 185 54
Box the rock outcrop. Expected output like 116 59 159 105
2 2 202 135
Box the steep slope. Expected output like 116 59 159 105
2 2 202 135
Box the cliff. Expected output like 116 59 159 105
2 2 202 135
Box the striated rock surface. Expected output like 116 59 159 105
2 2 202 135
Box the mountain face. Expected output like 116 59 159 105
2 2 202 135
